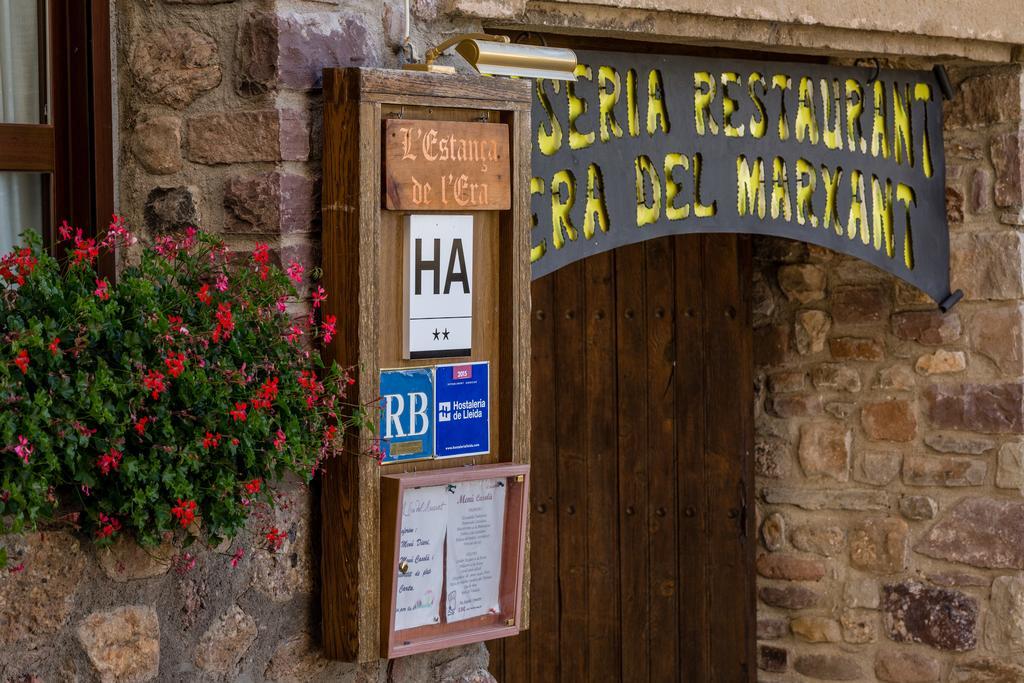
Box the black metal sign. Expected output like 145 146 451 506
530 50 956 307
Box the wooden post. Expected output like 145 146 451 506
320 67 532 662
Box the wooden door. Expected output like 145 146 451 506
489 234 755 682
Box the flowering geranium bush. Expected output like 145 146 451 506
0 219 364 559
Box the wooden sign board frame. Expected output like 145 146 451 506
380 463 530 658
320 67 532 662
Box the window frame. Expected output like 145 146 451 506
0 0 114 275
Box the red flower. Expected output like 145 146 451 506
244 478 262 494
323 424 338 443
13 435 33 464
164 352 186 378
96 448 123 475
170 498 197 529
134 416 150 435
202 432 222 449
230 547 245 568
322 315 337 344
196 283 212 305
143 369 166 400
253 243 270 281
94 278 110 300
273 429 286 450
312 286 326 308
72 234 99 266
265 527 286 551
95 513 121 539
47 337 61 356
213 303 234 342
230 402 248 422
286 325 303 344
13 349 29 374
252 377 279 410
58 220 73 240
286 260 305 284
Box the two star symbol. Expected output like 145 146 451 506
432 328 450 340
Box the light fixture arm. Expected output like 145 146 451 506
424 33 511 68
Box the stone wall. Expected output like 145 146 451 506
753 66 1024 681
2 0 1024 681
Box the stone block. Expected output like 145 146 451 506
193 605 257 676
891 310 962 345
130 26 221 109
947 185 965 223
882 581 978 651
768 370 806 393
856 451 902 486
760 512 785 552
971 304 1024 375
758 584 821 610
861 400 917 442
915 349 966 375
754 436 791 479
997 442 1024 490
794 309 831 355
992 132 1024 209
77 606 160 683
833 285 887 324
968 167 994 214
236 11 372 94
923 432 995 454
797 422 851 481
793 654 862 680
144 186 201 234
950 658 1024 683
986 575 1024 652
902 453 987 486
899 495 938 520
187 109 309 164
830 336 884 361
924 382 1024 433
761 487 893 511
790 524 846 557
97 536 174 582
874 650 941 683
778 264 826 303
755 553 826 581
916 497 1024 569
812 364 861 392
223 172 317 235
757 618 788 639
875 365 916 390
951 232 1024 300
849 517 909 574
791 616 841 643
132 114 182 175
843 578 880 609
767 393 822 417
944 69 1023 129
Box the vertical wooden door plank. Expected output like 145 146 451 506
584 252 621 683
555 261 589 682
615 243 650 683
528 274 560 683
643 238 679 682
674 235 709 683
701 236 756 682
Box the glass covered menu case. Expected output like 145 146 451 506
379 463 529 658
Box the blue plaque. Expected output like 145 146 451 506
434 361 490 459
378 367 434 463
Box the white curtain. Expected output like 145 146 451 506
0 0 43 254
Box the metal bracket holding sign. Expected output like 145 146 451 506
529 50 957 307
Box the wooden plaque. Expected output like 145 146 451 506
380 463 529 658
384 119 511 211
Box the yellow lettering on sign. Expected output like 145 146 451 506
583 163 610 239
870 80 890 159
551 170 578 249
647 69 670 136
748 72 768 139
896 182 917 268
770 157 792 222
914 83 934 178
845 79 866 154
847 169 869 244
568 65 596 150
820 79 843 151
795 78 819 145
721 72 745 137
598 66 624 143
892 83 913 168
871 175 894 257
537 79 563 156
694 71 719 136
772 74 792 141
664 153 691 221
736 155 766 219
822 165 844 236
795 158 818 228
627 69 640 137
693 153 716 218
530 176 547 263
635 155 661 226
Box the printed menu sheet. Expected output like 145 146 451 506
394 485 447 630
445 478 507 622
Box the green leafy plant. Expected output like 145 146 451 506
0 219 366 560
